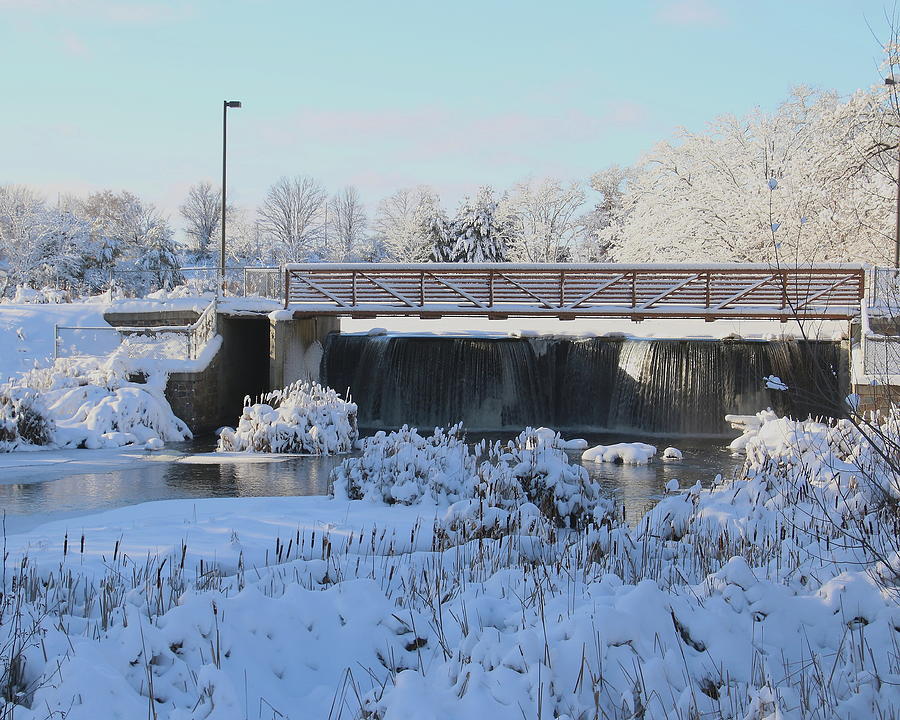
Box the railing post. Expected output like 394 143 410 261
352 270 357 306
420 270 425 306
283 268 290 309
489 269 494 307
630 271 637 308
559 270 565 307
780 271 788 311
705 272 711 309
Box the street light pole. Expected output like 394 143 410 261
885 78 900 268
221 100 242 294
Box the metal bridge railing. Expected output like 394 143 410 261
282 263 866 320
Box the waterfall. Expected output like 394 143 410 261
322 334 845 435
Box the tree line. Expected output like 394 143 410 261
1 83 897 297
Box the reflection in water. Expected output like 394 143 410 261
0 433 742 534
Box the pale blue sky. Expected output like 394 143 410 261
0 0 895 230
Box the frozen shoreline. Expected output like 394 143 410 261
2 412 899 718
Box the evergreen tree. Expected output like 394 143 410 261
443 187 510 263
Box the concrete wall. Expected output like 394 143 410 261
852 384 900 415
165 346 222 432
104 310 200 327
269 315 340 389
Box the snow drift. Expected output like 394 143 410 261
0 353 191 451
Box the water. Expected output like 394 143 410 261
324 335 845 435
0 432 741 535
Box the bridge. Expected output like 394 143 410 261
283 263 865 321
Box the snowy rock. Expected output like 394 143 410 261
764 374 788 391
662 446 682 460
532 427 588 450
582 442 657 465
664 477 680 493
144 437 164 451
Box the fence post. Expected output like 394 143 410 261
53 324 59 360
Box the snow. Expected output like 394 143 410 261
764 374 788 390
0 301 111 382
340 314 847 341
582 441 658 465
3 408 900 718
217 380 358 454
332 424 609 529
0 353 191 452
662 446 683 460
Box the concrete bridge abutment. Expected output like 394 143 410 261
269 315 340 389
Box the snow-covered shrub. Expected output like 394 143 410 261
5 285 69 304
0 355 190 450
503 427 610 528
217 380 357 454
332 424 610 530
332 423 474 503
0 391 53 451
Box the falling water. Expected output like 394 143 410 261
322 335 845 435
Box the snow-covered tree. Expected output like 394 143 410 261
582 165 633 261
439 186 510 262
604 88 893 264
136 220 183 289
258 176 326 263
374 186 444 262
326 186 367 262
504 178 586 263
179 181 221 259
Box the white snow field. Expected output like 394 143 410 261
1 296 896 719
2 416 900 719
0 300 111 382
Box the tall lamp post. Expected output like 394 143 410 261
221 100 242 294
885 78 899 269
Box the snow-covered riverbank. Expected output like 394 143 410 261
2 414 899 719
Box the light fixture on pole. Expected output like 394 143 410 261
885 78 899 269
221 100 242 294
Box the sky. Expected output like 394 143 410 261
0 0 897 237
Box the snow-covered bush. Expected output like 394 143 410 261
332 423 475 503
0 354 190 450
332 424 610 530
217 380 358 454
4 285 69 304
0 391 53 451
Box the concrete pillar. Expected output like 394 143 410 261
269 315 340 389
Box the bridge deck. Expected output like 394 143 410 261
283 263 865 321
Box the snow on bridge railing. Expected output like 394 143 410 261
54 299 219 361
282 263 866 321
